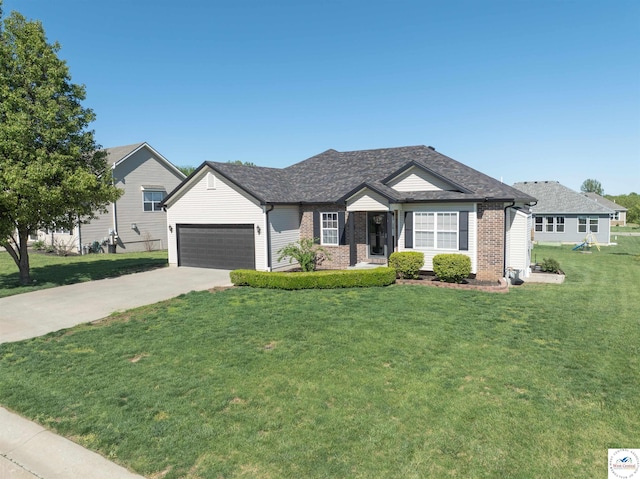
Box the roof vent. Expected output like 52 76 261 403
427 146 436 151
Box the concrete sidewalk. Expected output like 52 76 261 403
0 407 145 479
0 266 232 344
0 266 233 478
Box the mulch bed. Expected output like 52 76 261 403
396 272 508 293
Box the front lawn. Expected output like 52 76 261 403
0 250 168 298
0 238 638 478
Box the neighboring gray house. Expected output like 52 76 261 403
583 192 628 226
513 181 614 245
34 142 185 253
163 146 537 281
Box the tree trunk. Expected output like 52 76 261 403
17 230 31 285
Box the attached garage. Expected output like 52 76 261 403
176 224 256 270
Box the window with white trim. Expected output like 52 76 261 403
535 216 564 233
414 212 458 249
321 212 339 245
578 217 598 233
535 216 543 232
143 191 165 212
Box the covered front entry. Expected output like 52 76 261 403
176 224 255 269
347 211 394 266
368 212 389 257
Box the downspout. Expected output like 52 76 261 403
264 204 275 271
503 201 516 279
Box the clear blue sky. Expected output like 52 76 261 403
3 0 639 195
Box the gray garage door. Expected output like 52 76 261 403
177 224 255 269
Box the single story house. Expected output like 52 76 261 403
583 192 628 226
163 146 536 281
513 181 614 245
33 142 185 253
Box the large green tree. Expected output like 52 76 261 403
0 4 121 284
580 178 604 195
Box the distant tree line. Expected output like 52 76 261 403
605 193 640 225
580 179 638 225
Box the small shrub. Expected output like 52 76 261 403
142 231 156 252
433 254 472 283
277 238 331 272
230 267 396 290
389 251 424 279
53 237 76 256
540 257 561 274
32 239 46 250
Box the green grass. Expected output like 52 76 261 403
0 250 168 298
0 238 639 478
612 223 640 233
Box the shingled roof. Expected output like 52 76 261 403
513 181 614 215
583 192 628 212
104 143 146 166
204 146 536 204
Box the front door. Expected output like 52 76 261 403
368 212 387 256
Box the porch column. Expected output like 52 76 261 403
385 211 393 259
349 212 357 266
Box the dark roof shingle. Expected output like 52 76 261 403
207 146 536 204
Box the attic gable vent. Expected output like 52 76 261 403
206 172 216 189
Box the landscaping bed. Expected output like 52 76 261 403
397 272 509 292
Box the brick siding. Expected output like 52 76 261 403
476 202 505 281
299 206 372 269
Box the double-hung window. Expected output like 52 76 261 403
414 212 458 249
143 191 165 212
536 216 564 233
578 217 598 233
321 212 339 245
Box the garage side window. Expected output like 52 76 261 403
143 191 165 212
321 212 339 245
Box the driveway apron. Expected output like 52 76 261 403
0 266 232 344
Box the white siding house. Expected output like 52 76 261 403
163 146 537 282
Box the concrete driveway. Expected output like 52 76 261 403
0 266 232 478
0 266 232 344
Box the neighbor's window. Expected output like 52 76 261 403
542 216 565 233
321 212 339 245
414 212 458 249
143 191 165 212
578 217 599 233
535 216 543 232
545 216 554 232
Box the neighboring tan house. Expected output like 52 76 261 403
583 192 628 226
513 181 614 245
163 146 536 281
33 142 185 253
